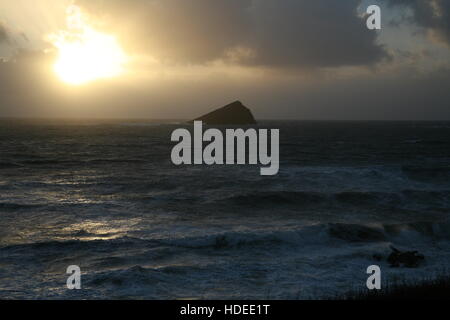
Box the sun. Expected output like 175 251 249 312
50 5 127 85
53 29 126 85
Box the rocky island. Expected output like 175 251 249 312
193 100 257 125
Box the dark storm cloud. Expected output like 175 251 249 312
0 50 59 116
243 0 387 68
387 0 450 45
77 0 252 65
0 22 9 43
76 0 388 68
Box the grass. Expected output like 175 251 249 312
336 274 450 300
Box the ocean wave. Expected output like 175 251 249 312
0 202 44 211
223 191 326 207
84 264 214 299
0 236 149 252
88 265 166 287
3 220 449 258
402 165 450 182
334 191 399 206
0 162 22 169
215 189 450 210
154 220 450 250
22 159 66 165
18 158 147 166
328 223 386 242
160 220 450 252
330 220 450 244
284 164 450 184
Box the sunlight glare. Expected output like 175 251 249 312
50 5 126 85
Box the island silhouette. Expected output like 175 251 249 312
193 100 257 125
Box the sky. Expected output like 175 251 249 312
0 0 449 120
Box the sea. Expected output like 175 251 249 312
0 119 449 299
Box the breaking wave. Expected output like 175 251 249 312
216 189 450 210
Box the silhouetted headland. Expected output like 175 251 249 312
193 101 257 125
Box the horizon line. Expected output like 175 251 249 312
1 116 450 122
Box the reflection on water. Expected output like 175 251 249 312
60 219 142 241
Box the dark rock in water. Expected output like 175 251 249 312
387 246 425 268
193 101 257 125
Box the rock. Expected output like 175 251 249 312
387 246 425 268
193 101 257 125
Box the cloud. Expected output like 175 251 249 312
0 22 9 43
387 0 450 45
1 48 450 120
257 66 450 120
0 0 448 120
241 0 388 68
77 0 252 65
0 50 60 116
76 0 388 68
